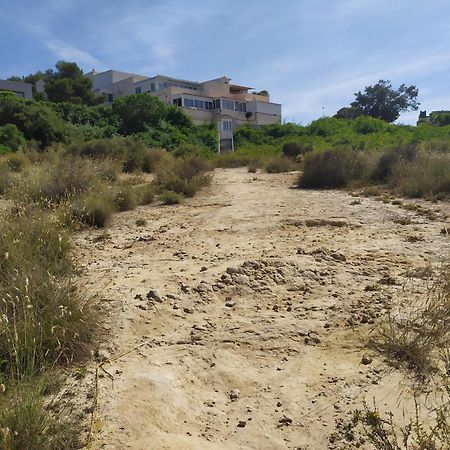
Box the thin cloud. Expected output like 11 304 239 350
45 39 102 68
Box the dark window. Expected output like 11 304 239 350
213 99 220 109
150 83 155 91
205 101 213 110
183 98 194 108
107 93 113 102
135 87 141 94
173 98 182 107
222 99 234 110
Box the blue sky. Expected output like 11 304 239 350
1 0 450 124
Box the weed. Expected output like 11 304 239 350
265 157 293 173
160 190 183 205
136 218 147 227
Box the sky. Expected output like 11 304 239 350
1 0 450 125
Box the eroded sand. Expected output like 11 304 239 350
75 169 449 450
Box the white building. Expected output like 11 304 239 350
86 69 282 151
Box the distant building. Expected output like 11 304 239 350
417 110 450 126
85 69 282 151
0 79 33 99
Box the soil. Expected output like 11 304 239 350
75 168 449 450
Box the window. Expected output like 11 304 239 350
194 99 204 109
135 87 141 94
222 99 234 110
173 98 182 107
213 99 220 109
107 93 113 102
222 120 232 131
150 83 155 92
205 101 213 110
234 102 246 112
183 98 194 108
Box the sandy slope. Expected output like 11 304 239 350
76 168 449 450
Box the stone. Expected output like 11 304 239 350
237 420 246 428
279 415 293 425
146 289 163 302
229 388 240 401
226 266 239 275
361 356 373 365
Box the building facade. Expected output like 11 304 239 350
0 79 33 99
86 70 282 151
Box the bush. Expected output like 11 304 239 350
141 148 171 173
0 162 11 194
390 152 450 197
299 148 367 188
155 155 211 197
265 157 293 173
0 124 27 152
68 192 114 228
282 142 313 158
371 143 418 183
0 381 82 450
11 156 101 205
160 190 183 205
0 209 96 379
137 184 155 205
113 186 136 211
6 152 28 172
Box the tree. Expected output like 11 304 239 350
334 106 363 120
112 94 166 135
0 93 70 149
350 80 419 123
43 61 104 105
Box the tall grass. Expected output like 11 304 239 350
0 208 97 380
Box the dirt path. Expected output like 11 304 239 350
77 168 449 450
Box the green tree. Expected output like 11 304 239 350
44 61 103 105
351 80 419 123
334 106 363 119
0 93 70 149
112 94 166 135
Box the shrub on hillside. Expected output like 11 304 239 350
6 152 28 172
0 124 27 152
113 186 137 211
141 147 171 173
371 143 418 183
282 141 313 158
0 162 12 194
298 148 366 188
160 190 183 205
390 152 450 197
0 209 97 379
265 157 293 173
68 192 114 228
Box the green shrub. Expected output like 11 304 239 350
299 148 366 188
265 157 293 173
0 124 27 152
282 141 313 158
160 190 183 205
95 158 121 182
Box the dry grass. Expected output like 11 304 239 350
371 260 449 375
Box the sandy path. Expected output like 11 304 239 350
76 168 449 450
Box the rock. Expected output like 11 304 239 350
279 415 293 425
237 420 246 428
183 307 193 314
226 266 239 275
225 299 236 307
146 289 163 302
304 336 321 346
361 356 373 365
229 388 240 401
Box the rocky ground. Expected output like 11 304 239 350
74 168 449 450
